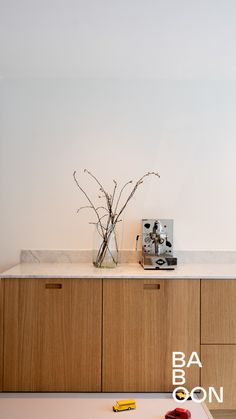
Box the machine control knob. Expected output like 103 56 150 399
156 259 165 266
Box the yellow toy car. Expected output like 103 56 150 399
113 399 136 412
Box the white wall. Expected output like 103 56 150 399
1 1 236 271
1 78 236 271
1 0 236 79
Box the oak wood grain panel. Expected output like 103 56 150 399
201 280 236 344
211 411 236 418
0 279 3 391
201 345 236 409
103 279 200 392
4 278 102 391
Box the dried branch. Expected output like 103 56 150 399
73 169 160 267
73 171 106 238
114 172 160 224
89 221 108 230
111 180 117 208
84 169 112 213
77 205 93 214
97 213 109 222
114 180 133 215
95 206 109 212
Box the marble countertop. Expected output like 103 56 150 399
1 262 236 279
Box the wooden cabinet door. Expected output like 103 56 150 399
0 280 3 391
201 280 236 344
4 278 102 391
103 279 200 392
201 345 236 409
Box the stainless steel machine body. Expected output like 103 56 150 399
141 219 177 270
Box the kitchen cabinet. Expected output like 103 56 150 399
0 280 3 391
201 345 236 409
201 279 236 344
103 279 200 391
6 274 236 399
201 279 236 409
3 278 102 391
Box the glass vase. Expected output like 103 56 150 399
93 225 118 268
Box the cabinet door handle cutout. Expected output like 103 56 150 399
45 283 62 289
143 284 160 290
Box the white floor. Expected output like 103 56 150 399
0 393 212 419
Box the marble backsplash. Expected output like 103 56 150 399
21 249 236 264
20 250 139 263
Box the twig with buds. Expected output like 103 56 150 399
73 169 160 267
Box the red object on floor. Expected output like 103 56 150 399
165 407 191 419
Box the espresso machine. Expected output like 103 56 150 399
140 219 177 270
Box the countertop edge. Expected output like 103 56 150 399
1 262 236 279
